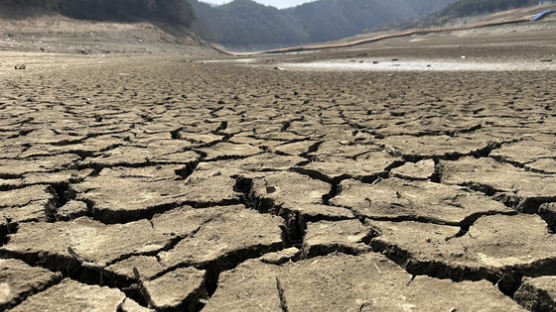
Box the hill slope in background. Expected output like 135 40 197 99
0 0 212 55
424 0 538 25
191 0 456 48
0 0 194 26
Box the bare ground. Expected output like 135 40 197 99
0 13 215 56
0 13 555 312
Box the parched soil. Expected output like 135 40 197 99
1 22 555 311
0 14 214 56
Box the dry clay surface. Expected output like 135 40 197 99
0 56 555 312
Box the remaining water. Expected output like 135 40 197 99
276 58 555 72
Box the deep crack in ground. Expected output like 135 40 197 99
0 54 555 312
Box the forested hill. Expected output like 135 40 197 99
190 0 457 48
2 0 541 50
0 0 194 26
433 0 537 19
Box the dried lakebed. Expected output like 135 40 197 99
276 58 556 72
0 56 555 312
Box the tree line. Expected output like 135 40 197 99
2 0 194 26
430 0 537 20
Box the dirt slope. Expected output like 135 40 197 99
0 13 215 56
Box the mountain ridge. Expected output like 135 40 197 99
190 0 457 49
0 0 194 26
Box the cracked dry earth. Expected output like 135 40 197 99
0 57 555 312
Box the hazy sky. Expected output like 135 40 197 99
202 0 317 9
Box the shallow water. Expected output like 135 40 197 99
277 58 555 72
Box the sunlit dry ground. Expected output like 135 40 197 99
1 16 555 312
